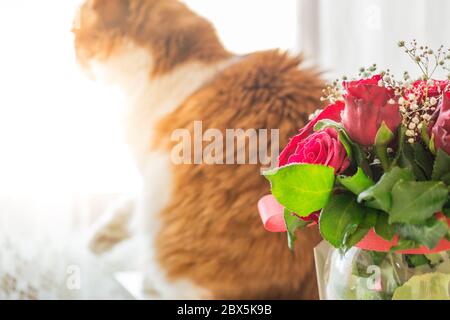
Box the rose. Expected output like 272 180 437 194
342 75 402 146
278 101 349 174
278 101 348 222
431 91 450 155
278 101 345 167
408 79 449 99
280 127 350 174
278 101 345 168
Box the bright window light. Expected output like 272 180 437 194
0 0 298 195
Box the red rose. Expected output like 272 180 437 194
279 101 345 166
432 91 450 155
342 75 402 146
409 79 449 99
282 128 350 174
278 101 349 174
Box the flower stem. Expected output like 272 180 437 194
388 253 402 286
375 145 390 171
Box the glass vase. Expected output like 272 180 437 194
323 247 450 300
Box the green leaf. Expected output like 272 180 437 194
284 209 308 250
319 194 365 249
375 122 395 146
421 121 431 146
429 134 436 154
398 142 427 180
441 173 450 185
392 126 406 166
405 254 429 267
389 181 449 224
389 239 419 252
358 167 415 212
263 164 335 216
338 131 353 161
412 142 434 179
395 218 449 249
432 149 450 182
351 144 372 179
314 119 343 133
393 128 430 180
444 200 450 217
315 119 371 177
374 144 391 171
344 207 379 250
374 211 395 241
314 119 352 158
392 273 450 300
369 251 387 265
337 167 374 195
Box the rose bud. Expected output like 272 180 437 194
342 75 402 146
431 91 450 155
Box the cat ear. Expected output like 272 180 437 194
90 0 130 29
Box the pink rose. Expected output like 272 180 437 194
278 101 349 174
279 101 345 167
342 75 402 146
432 91 450 155
282 128 350 174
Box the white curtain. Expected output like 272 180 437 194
298 0 450 79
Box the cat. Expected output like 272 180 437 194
73 0 324 299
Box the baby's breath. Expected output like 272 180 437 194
321 41 449 144
358 64 378 78
320 78 344 103
398 40 450 80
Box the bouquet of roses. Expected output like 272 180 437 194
258 42 450 299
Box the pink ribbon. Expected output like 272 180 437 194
257 194 286 232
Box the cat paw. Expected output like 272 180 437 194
87 197 135 254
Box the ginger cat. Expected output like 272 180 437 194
73 0 324 299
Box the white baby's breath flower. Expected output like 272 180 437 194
308 108 322 120
408 93 416 100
